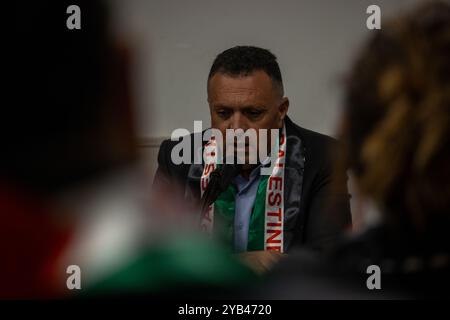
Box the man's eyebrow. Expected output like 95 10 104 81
242 105 268 110
213 104 233 109
213 104 268 110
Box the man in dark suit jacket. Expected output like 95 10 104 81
154 46 351 269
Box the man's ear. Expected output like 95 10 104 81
279 97 289 125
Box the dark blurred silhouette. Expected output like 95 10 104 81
251 1 450 299
2 0 138 298
6 1 137 192
2 0 254 299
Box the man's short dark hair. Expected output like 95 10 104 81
208 46 284 96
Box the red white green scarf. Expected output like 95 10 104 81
200 126 287 252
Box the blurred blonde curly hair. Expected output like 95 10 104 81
340 1 450 231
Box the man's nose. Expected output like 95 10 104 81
229 112 248 131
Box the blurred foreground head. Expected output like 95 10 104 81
3 2 254 299
1 0 139 298
5 0 136 194
341 1 450 232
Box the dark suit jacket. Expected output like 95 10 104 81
153 116 351 252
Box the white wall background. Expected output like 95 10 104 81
110 0 422 140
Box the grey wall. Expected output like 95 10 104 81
111 0 422 140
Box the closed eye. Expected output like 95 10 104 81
244 108 264 119
216 109 232 119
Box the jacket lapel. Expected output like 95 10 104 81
283 117 305 250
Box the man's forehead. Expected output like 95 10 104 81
209 94 268 109
208 71 276 102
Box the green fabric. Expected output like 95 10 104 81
83 234 257 295
213 171 270 252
